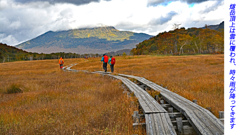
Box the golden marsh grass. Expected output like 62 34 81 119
0 54 223 134
0 59 142 134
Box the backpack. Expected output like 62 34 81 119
104 55 108 63
111 57 115 65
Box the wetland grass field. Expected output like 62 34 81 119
0 54 223 134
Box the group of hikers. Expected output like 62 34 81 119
58 54 116 73
101 54 115 73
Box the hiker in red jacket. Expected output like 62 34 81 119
59 57 64 69
101 54 108 72
108 56 115 73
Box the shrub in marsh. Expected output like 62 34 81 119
6 84 23 94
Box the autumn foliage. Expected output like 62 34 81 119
131 27 224 55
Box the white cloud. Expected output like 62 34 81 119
0 34 19 45
0 0 224 46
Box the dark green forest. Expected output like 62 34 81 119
131 27 224 55
0 43 94 63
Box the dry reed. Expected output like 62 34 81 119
0 59 142 134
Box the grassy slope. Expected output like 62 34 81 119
73 54 224 117
0 59 142 134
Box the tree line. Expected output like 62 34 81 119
0 43 102 63
131 27 224 55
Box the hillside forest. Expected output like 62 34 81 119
131 27 224 55
0 43 87 63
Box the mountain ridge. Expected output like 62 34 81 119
16 26 152 54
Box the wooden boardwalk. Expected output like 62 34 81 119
64 65 224 135
118 74 224 135
94 71 177 135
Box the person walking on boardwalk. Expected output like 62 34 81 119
101 54 108 72
59 57 64 69
108 56 115 73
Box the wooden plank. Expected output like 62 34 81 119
145 114 150 135
185 110 213 135
149 114 158 135
193 110 223 135
115 76 160 113
145 113 177 135
127 79 167 113
145 114 154 135
161 113 177 135
153 113 165 135
122 79 155 113
172 119 190 126
139 98 152 114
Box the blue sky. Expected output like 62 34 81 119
0 0 224 46
189 3 194 8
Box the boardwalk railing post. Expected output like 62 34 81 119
176 117 183 134
154 95 159 102
132 111 140 123
206 107 212 113
219 111 224 119
219 111 224 124
168 107 174 118
127 92 131 97
192 100 197 104
160 100 164 104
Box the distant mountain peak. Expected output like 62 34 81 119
16 27 152 54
